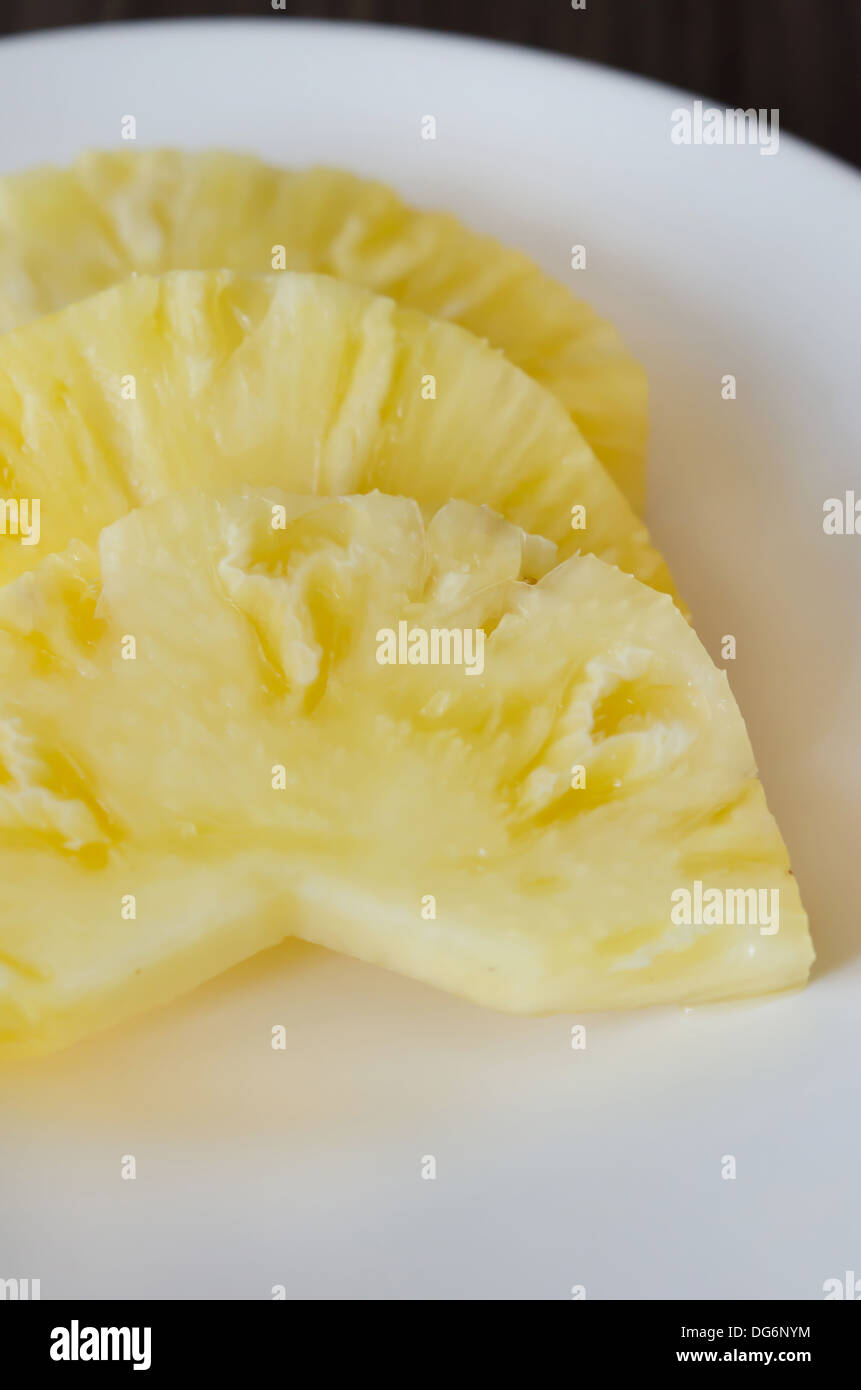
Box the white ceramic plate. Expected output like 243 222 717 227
0 18 859 1302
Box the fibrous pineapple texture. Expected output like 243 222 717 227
0 268 673 597
0 149 648 507
0 490 811 1057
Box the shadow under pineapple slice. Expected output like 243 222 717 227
0 268 673 600
0 149 647 508
0 490 810 1057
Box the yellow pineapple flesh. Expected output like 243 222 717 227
0 269 673 599
0 149 647 507
0 490 811 1057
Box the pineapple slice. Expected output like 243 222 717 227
0 268 673 598
0 149 647 507
0 489 811 1057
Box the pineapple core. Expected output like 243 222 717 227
0 490 811 1056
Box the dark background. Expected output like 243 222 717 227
1 0 859 170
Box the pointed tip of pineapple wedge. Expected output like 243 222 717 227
0 489 810 1057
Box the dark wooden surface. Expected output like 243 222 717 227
1 0 858 170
